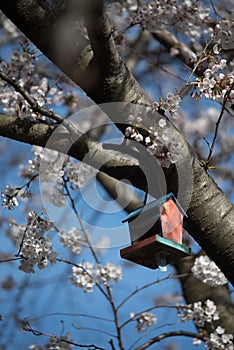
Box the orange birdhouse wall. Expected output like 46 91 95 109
160 198 183 244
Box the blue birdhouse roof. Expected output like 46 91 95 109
122 193 187 223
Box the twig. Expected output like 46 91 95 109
117 273 189 310
109 339 115 350
0 257 22 263
106 286 124 350
0 69 81 141
120 305 180 329
129 321 181 350
134 330 205 350
62 176 100 264
23 319 106 350
15 226 28 257
72 325 117 338
206 82 234 165
30 312 113 323
56 258 110 301
0 70 63 124
179 38 214 97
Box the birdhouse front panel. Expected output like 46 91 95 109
128 206 161 243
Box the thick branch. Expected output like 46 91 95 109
0 113 146 188
152 28 195 69
84 1 152 104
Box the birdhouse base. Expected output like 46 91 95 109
120 235 191 269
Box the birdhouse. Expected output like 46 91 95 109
120 193 191 271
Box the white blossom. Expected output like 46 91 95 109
192 255 227 286
159 92 181 117
131 312 157 332
0 45 79 121
94 262 122 285
70 262 122 292
195 57 234 104
1 185 19 210
63 158 97 191
69 262 96 293
18 211 56 273
29 333 74 350
132 0 210 42
178 299 219 327
125 112 181 168
59 227 83 254
134 133 144 142
206 326 234 350
6 219 26 247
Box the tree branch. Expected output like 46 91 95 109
0 113 147 189
134 330 205 350
152 28 196 69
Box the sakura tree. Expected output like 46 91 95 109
0 1 233 349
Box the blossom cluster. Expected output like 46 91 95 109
132 0 210 41
63 158 97 191
0 47 40 118
20 146 96 207
21 146 65 183
178 299 219 328
130 312 157 332
29 333 74 350
0 45 78 121
125 113 181 168
1 180 35 210
154 92 181 117
1 184 19 210
18 211 57 273
195 56 234 104
206 326 234 350
70 262 122 292
59 227 83 255
192 255 227 287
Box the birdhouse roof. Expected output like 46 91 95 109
122 193 187 223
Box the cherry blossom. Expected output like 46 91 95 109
59 227 83 255
70 262 122 293
132 0 210 41
125 113 181 167
206 326 234 350
130 312 157 332
192 255 227 287
1 184 19 210
178 299 219 327
18 211 56 273
29 333 74 350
